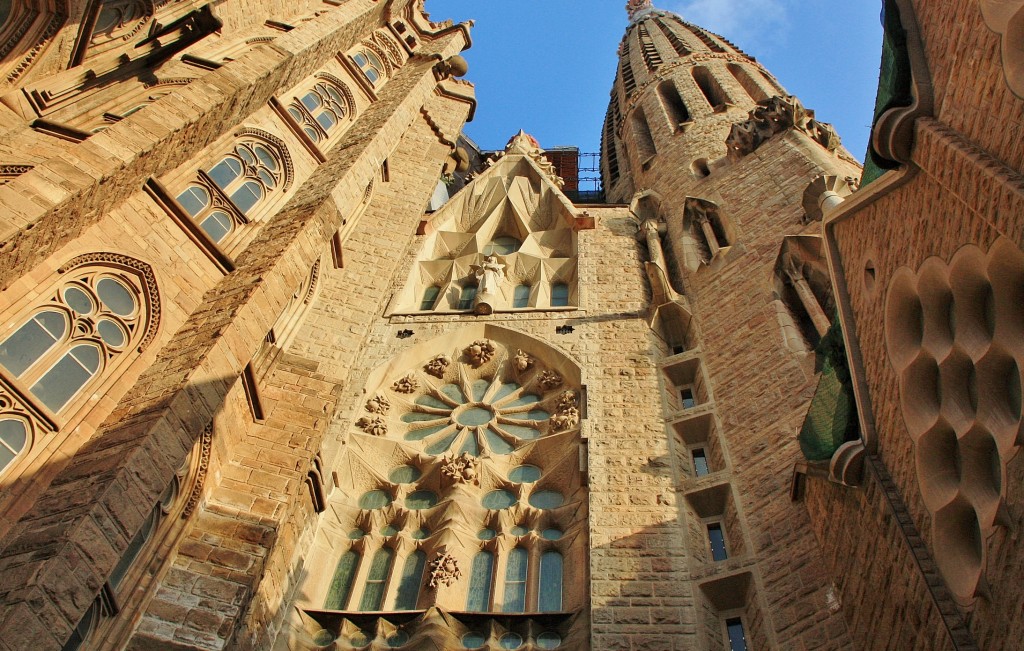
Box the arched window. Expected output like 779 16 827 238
325 550 360 610
71 0 150 65
483 236 521 255
457 285 477 310
658 80 691 129
0 418 28 476
176 139 287 244
631 108 657 162
550 283 570 307
727 63 769 102
0 267 152 417
502 547 528 612
393 550 426 610
539 551 563 612
467 550 495 611
420 286 441 311
513 284 531 309
692 66 731 110
360 547 395 610
353 49 386 84
107 478 177 591
287 79 353 143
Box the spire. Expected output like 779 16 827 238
626 0 655 22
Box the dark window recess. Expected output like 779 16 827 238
397 329 414 339
672 344 686 355
556 325 574 335
680 387 696 409
726 618 748 651
692 448 709 476
708 523 727 561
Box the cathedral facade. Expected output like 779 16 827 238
0 0 1020 650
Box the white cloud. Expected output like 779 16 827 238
667 0 792 53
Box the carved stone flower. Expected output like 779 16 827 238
366 394 391 414
538 370 563 390
441 452 480 485
392 374 419 394
550 406 580 431
356 415 388 436
465 339 496 367
556 390 577 411
512 349 534 372
424 354 451 378
428 551 462 588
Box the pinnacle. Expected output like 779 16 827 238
626 0 655 22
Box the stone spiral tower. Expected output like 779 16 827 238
598 1 866 649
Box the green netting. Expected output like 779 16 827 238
798 318 861 462
861 0 915 186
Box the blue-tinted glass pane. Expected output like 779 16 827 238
304 126 321 142
457 286 477 309
529 491 564 510
523 410 550 421
359 547 394 610
419 286 440 310
693 449 710 476
230 181 263 214
287 106 304 122
402 412 445 423
505 394 540 407
393 550 425 610
176 185 209 216
31 345 99 412
492 383 520 401
726 618 747 651
253 145 279 171
108 506 158 589
316 110 337 131
388 465 421 484
63 287 94 315
458 431 480 456
708 523 727 561
477 528 497 540
510 525 528 536
471 379 490 402
200 211 232 243
363 68 379 83
681 388 696 409
462 633 486 649
301 92 321 111
440 384 466 404
536 632 562 649
0 445 13 473
405 423 448 441
502 548 528 612
498 423 540 440
349 631 371 647
486 236 520 255
359 490 392 510
425 430 459 455
0 311 65 377
415 394 450 409
513 284 530 308
353 53 368 66
347 529 365 540
236 146 256 165
508 465 541 483
551 283 570 307
405 490 438 510
539 551 563 612
208 157 242 189
541 528 563 541
96 319 126 348
466 551 494 611
483 428 516 454
411 527 429 540
499 633 523 649
257 169 276 188
386 631 410 647
482 490 516 510
0 419 27 454
96 278 136 316
457 407 492 426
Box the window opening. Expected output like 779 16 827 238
393 550 425 610
550 283 570 307
325 551 360 609
692 448 709 476
603 111 620 186
637 22 663 71
631 108 657 162
359 547 395 610
0 418 28 475
513 284 531 308
619 37 637 95
728 63 769 102
708 523 727 561
692 66 730 109
680 386 696 410
483 236 521 255
655 18 690 57
502 547 528 612
353 50 385 84
726 617 748 651
420 286 440 311
658 80 691 129
467 550 495 611
539 551 563 611
457 285 477 310
287 80 350 143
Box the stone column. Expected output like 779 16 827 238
785 263 831 337
695 212 721 259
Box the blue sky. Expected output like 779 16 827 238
425 1 883 162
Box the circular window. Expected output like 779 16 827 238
482 490 517 510
380 524 399 536
386 631 410 647
509 465 541 483
411 527 430 540
477 528 497 540
510 525 529 536
97 319 127 348
462 632 487 649
536 632 562 649
406 490 438 510
457 407 494 426
312 629 336 646
358 490 392 510
63 287 94 315
541 528 563 540
349 630 372 648
347 528 365 540
529 490 564 510
96 278 136 316
389 465 422 484
499 632 524 649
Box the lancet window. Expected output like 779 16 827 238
353 49 387 85
773 236 834 351
73 0 151 65
287 77 355 145
175 137 290 246
692 65 731 110
682 197 733 269
304 330 586 647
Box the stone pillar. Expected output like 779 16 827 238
642 218 668 268
695 212 721 258
785 263 831 337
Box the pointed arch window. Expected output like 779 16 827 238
325 550 360 610
467 550 495 611
538 551 563 612
457 285 478 310
360 547 395 610
502 547 528 612
0 265 153 418
0 418 28 475
175 139 288 245
692 66 731 110
353 50 386 85
287 78 354 144
393 550 426 610
727 63 769 102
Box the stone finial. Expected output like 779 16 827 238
425 354 451 378
441 452 480 485
491 131 565 188
538 370 563 390
428 551 462 588
392 374 419 394
465 339 496 367
626 0 653 20
356 416 388 436
366 394 391 414
513 349 534 372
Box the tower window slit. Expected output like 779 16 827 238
692 448 709 476
726 617 748 651
620 38 637 95
658 80 691 129
692 66 731 109
655 18 690 56
631 108 657 162
707 523 728 561
728 63 769 102
637 23 663 70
